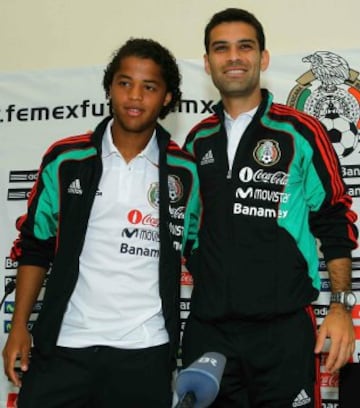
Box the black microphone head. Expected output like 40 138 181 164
176 352 226 408
5 279 16 294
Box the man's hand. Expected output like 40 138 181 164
2 324 32 387
2 264 47 386
315 303 355 373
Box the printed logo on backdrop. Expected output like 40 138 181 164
0 99 110 123
287 51 360 196
7 170 37 201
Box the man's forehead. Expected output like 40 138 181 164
209 22 257 41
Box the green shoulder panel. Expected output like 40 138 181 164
261 115 325 289
34 147 97 239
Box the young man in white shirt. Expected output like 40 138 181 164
3 38 200 408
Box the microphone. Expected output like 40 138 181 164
175 352 226 408
0 278 16 310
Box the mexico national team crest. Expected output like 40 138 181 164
168 174 183 203
148 182 160 209
147 176 183 208
253 139 281 166
287 51 360 160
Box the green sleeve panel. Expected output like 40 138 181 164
34 147 97 240
167 154 201 256
262 116 326 290
184 123 221 156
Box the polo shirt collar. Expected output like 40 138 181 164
102 118 159 165
224 105 258 123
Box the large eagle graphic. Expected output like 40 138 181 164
302 51 350 92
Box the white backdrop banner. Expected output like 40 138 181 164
1 50 360 407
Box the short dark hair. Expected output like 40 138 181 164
204 8 266 53
103 38 181 119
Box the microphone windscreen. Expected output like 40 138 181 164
176 352 226 408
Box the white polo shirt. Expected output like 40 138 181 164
57 120 169 349
225 106 258 170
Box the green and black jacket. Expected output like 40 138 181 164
11 116 201 364
184 89 358 321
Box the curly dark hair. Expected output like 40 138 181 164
204 8 266 53
103 38 181 119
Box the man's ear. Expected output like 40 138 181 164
204 53 211 76
163 92 172 107
260 49 270 72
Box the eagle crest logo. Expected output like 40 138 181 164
287 51 360 159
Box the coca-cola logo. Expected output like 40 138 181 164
127 209 159 228
320 372 339 387
169 206 185 219
238 166 289 186
181 270 193 286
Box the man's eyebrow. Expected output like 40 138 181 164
114 73 160 84
211 38 256 47
113 73 130 80
143 79 160 84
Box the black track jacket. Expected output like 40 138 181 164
11 116 201 365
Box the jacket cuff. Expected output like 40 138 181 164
18 255 51 269
323 247 353 263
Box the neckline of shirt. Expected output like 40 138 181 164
102 118 159 165
224 105 258 124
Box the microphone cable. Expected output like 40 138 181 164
0 278 16 310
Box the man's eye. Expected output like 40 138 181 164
240 44 253 50
214 46 227 52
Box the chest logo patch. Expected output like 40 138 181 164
253 139 281 167
148 182 160 209
168 174 183 203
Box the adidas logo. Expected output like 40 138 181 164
200 149 215 165
292 389 311 407
67 179 83 195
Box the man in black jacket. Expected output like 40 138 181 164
182 8 358 408
3 38 200 408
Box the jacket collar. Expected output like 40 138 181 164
91 116 171 156
213 89 273 123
